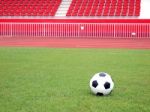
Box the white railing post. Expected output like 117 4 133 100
114 24 115 38
44 23 45 37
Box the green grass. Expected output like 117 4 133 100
0 47 150 112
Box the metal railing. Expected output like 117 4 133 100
0 23 150 38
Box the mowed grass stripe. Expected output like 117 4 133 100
0 48 150 112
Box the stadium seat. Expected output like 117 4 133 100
66 0 141 17
0 0 61 16
0 0 141 17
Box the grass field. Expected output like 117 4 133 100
0 47 150 112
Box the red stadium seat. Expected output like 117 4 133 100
0 0 61 16
0 0 141 17
66 0 141 17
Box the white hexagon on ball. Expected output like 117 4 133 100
89 72 114 96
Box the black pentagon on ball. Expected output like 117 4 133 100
96 92 104 96
99 72 106 77
104 82 110 89
92 80 98 88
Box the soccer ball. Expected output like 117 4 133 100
89 72 114 96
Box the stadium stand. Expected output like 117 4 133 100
0 0 61 16
66 0 141 16
0 0 141 17
1 0 150 39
